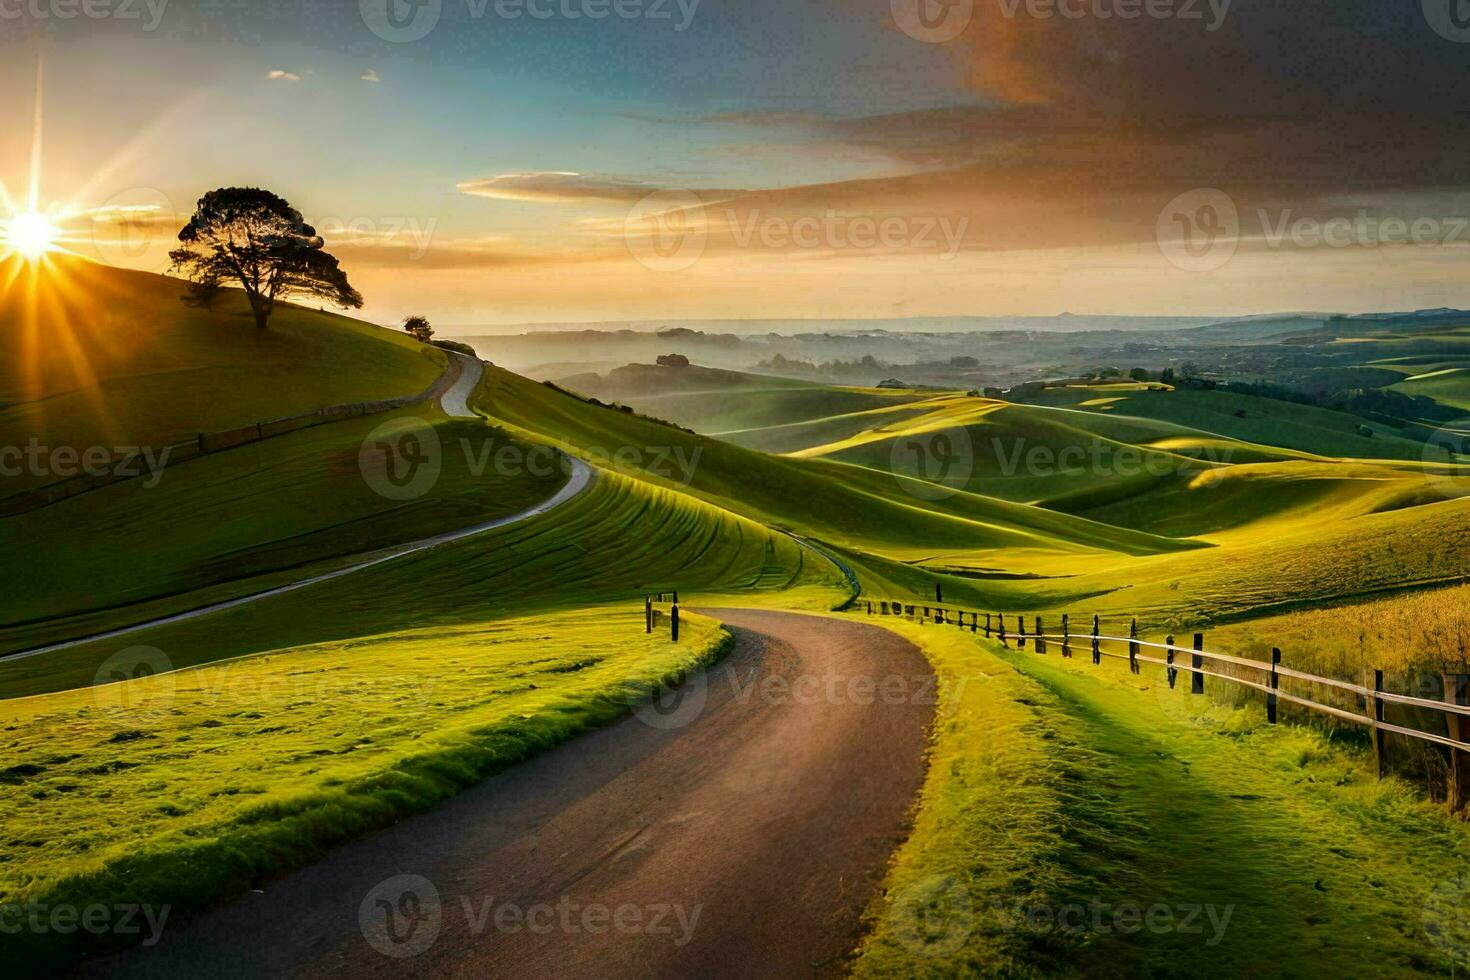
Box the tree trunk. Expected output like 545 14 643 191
252 307 269 330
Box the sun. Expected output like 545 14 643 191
2 211 61 261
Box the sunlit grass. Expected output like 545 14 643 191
850 615 1470 977
0 607 731 968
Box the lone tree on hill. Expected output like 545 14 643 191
170 187 363 331
656 353 691 367
403 315 434 343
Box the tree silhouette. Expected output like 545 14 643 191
402 315 434 343
170 187 362 330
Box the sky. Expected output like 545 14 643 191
4 0 1470 327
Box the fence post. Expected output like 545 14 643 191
1017 617 1027 650
923 606 930 622
1128 619 1140 675
936 607 945 625
1035 617 1046 655
1445 673 1469 810
671 602 680 643
1061 614 1071 658
936 583 943 604
984 613 992 638
970 611 977 633
1267 648 1281 724
866 600 872 615
645 595 653 634
1091 615 1101 665
997 614 1007 647
1166 634 1176 689
1371 668 1387 778
672 590 679 604
1190 633 1204 694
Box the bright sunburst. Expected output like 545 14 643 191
2 211 60 261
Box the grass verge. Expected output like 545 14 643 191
849 612 1470 978
0 606 731 970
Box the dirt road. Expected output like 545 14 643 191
94 609 932 978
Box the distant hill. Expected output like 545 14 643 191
554 362 935 437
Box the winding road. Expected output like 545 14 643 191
1 354 594 663
93 610 934 979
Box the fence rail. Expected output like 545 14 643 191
858 594 1470 800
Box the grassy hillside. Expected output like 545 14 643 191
0 607 731 969
1390 367 1470 411
0 465 843 697
853 615 1470 977
481 366 1200 562
555 361 935 446
0 255 443 480
0 409 567 631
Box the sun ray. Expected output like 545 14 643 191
27 58 42 213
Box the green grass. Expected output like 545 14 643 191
852 614 1470 977
0 606 730 970
0 256 443 489
0 409 567 632
0 466 843 698
554 362 934 444
482 366 1200 563
1391 367 1470 411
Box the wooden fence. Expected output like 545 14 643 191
860 594 1470 807
646 592 681 642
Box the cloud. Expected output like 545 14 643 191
330 235 604 271
457 172 675 205
360 69 380 83
266 70 301 82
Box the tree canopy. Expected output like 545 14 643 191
170 187 362 330
403 315 434 343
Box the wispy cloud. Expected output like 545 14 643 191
360 69 380 83
266 70 301 82
459 172 685 205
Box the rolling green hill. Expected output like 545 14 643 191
555 361 935 447
0 254 444 482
